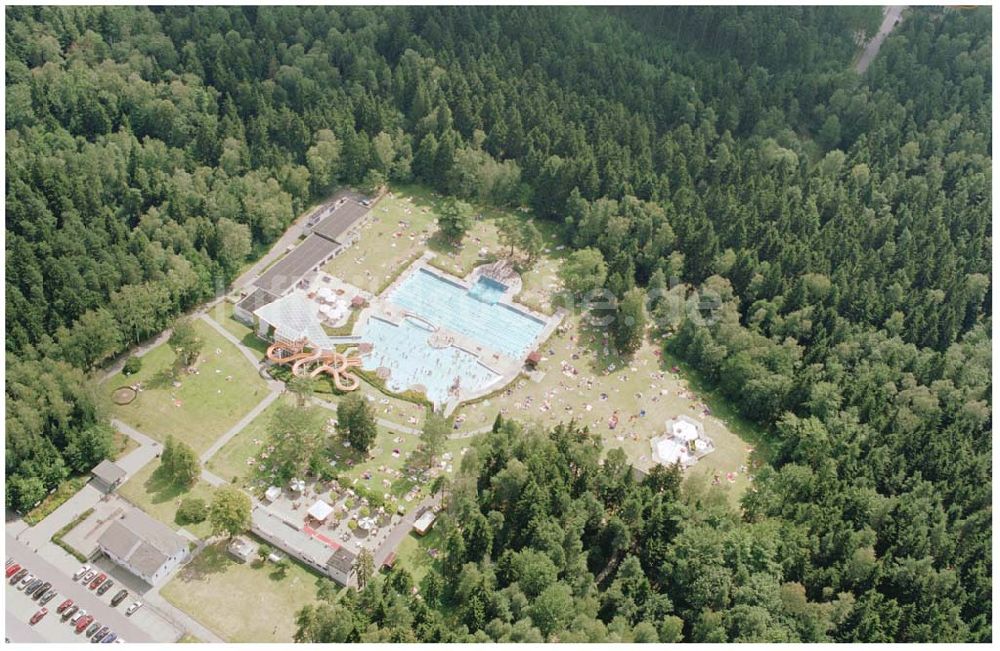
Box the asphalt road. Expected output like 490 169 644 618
5 533 155 643
855 6 906 74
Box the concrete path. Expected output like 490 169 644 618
311 396 422 435
98 329 173 386
855 6 906 74
15 484 104 550
374 494 439 567
200 391 282 464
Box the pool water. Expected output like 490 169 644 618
467 276 507 305
386 269 544 358
358 316 502 405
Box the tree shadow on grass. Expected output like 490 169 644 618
145 367 177 391
176 543 232 582
143 465 192 508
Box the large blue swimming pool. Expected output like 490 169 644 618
386 269 545 358
359 316 502 405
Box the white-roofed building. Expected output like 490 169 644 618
253 290 334 348
307 500 334 523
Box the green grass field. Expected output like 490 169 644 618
450 313 766 503
111 319 269 453
206 301 269 356
161 541 325 643
392 526 445 586
117 459 216 540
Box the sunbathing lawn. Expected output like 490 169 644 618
206 300 269 356
393 526 445 586
117 459 216 540
161 541 324 643
111 318 269 453
451 313 767 504
211 391 456 508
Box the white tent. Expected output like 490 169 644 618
307 500 334 522
265 486 282 502
671 419 700 442
653 437 691 466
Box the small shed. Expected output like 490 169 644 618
265 486 282 502
227 536 258 563
307 500 334 523
413 509 437 536
350 295 367 309
381 552 397 570
525 351 542 368
91 460 128 493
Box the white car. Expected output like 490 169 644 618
70 609 87 625
72 565 91 581
125 601 142 616
80 570 96 584
17 574 34 590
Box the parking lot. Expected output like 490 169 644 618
5 533 180 643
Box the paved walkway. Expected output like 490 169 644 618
200 391 282 464
310 396 422 435
98 329 173 386
855 6 906 74
373 494 439 567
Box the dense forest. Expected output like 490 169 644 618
5 6 991 642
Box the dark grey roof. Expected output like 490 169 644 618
253 234 339 295
91 460 127 485
235 287 278 314
311 200 369 244
326 546 357 576
98 509 188 578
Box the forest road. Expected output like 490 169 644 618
855 6 906 74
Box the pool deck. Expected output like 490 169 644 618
356 253 565 414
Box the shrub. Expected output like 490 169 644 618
176 496 208 525
122 355 143 376
347 519 358 530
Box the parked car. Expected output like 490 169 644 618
29 608 47 625
91 625 109 641
75 615 95 633
39 590 57 606
57 599 73 614
96 579 114 596
102 633 118 644
69 608 86 624
17 574 36 590
89 573 107 590
73 565 91 581
32 582 51 599
6 564 21 578
86 621 101 637
125 601 142 616
10 568 28 584
5 558 15 568
80 570 96 584
62 605 78 620
110 590 128 607
23 578 43 595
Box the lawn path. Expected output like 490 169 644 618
311 396 422 435
197 313 283 391
200 391 282 464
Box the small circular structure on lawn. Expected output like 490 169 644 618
111 386 138 405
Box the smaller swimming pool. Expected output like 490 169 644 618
467 277 507 305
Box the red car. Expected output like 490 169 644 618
56 599 73 614
29 608 47 625
75 614 94 633
89 573 106 590
5 563 21 578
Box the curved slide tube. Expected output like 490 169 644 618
266 341 364 393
